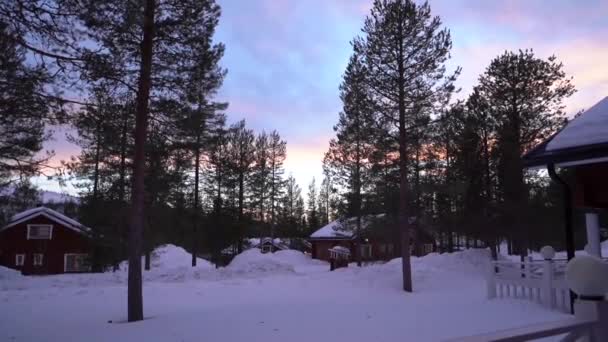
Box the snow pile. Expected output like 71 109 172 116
0 266 20 280
226 249 296 276
149 244 213 270
412 248 491 275
118 244 215 282
272 249 323 267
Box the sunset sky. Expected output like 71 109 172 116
37 0 608 195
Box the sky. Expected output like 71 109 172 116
35 0 608 195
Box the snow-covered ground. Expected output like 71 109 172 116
1 245 569 342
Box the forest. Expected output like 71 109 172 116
0 0 591 322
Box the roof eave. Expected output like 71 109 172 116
523 142 608 169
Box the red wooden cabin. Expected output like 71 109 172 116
0 207 92 275
309 216 436 262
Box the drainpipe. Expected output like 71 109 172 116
547 163 575 260
547 163 576 314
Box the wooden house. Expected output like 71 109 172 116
0 207 92 275
523 96 608 259
309 216 436 262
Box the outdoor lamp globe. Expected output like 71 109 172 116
540 246 556 260
565 255 608 300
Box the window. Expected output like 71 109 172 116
423 244 434 254
33 253 44 266
64 254 90 272
27 224 53 240
15 254 25 266
261 245 272 253
360 244 372 259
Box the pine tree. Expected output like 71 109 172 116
226 120 255 251
477 50 575 255
354 0 459 292
279 175 304 236
76 0 226 321
307 178 319 232
267 131 286 239
317 174 332 227
250 133 270 224
0 24 52 187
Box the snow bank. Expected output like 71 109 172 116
0 266 20 280
116 244 215 282
150 244 213 270
226 249 296 275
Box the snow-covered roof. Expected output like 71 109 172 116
547 97 608 151
1 207 90 235
253 237 289 250
310 214 403 240
328 246 351 255
310 220 354 239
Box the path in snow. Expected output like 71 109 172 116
0 246 568 342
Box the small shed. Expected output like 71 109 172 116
0 207 92 275
253 237 289 254
523 96 608 259
328 246 351 271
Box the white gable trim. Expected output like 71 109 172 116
1 211 88 236
26 224 54 240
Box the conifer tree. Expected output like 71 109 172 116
354 0 458 292
0 24 53 187
476 50 575 255
307 178 319 232
267 131 286 239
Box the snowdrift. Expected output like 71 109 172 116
0 266 20 280
149 244 214 270
227 249 296 275
226 249 325 276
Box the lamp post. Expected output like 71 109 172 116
565 255 608 341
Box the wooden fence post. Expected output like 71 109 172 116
574 299 608 341
487 256 497 299
542 256 555 310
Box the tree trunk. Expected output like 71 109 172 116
127 0 155 323
397 18 412 292
192 133 200 267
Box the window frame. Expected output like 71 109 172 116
360 244 372 259
26 224 54 240
33 253 44 266
63 253 90 273
15 254 25 266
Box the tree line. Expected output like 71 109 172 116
0 0 309 321
321 0 576 292
0 0 583 319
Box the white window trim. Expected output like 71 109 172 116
27 224 53 240
33 253 44 266
360 244 372 258
15 254 25 266
64 253 89 273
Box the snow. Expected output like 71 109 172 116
6 207 89 233
310 219 353 238
39 190 79 204
329 245 351 254
0 265 20 280
547 96 608 151
0 247 570 341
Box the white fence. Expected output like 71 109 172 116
450 253 608 341
486 256 572 313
